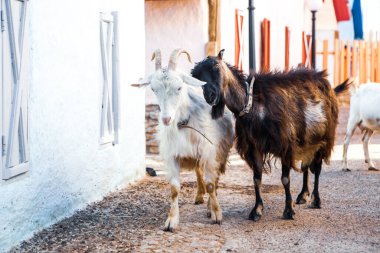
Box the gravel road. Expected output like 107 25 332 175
11 105 380 253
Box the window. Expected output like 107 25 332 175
99 12 120 145
1 0 30 179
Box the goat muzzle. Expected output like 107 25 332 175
162 117 172 126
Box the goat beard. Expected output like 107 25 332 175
211 99 225 119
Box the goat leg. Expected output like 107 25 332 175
248 171 264 221
296 164 310 204
205 170 222 224
164 160 180 232
247 150 264 221
281 161 295 219
194 166 206 204
309 154 322 209
342 120 358 172
363 130 378 171
206 178 219 217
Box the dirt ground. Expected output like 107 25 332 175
11 105 380 253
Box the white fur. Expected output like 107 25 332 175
305 100 326 128
343 83 380 171
258 104 265 120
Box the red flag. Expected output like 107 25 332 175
332 0 350 21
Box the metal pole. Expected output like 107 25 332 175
311 10 316 69
248 0 256 73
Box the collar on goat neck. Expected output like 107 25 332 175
177 116 190 127
239 76 255 117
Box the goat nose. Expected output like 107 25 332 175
162 117 171 126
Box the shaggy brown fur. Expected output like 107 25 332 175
192 51 350 220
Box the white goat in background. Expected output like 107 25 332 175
343 82 380 171
133 49 234 231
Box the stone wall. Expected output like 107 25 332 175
146 104 160 154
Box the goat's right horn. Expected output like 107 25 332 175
168 48 192 71
151 49 162 71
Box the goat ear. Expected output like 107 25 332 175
181 74 206 87
218 49 225 60
211 99 225 119
131 76 152 87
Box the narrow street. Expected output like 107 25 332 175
11 106 380 252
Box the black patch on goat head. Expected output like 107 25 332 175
192 57 225 119
211 98 225 119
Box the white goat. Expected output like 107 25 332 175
343 82 380 171
133 49 234 231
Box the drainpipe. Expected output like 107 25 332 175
248 0 256 74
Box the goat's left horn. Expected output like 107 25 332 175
151 49 162 71
168 48 192 71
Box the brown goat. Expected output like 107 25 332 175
192 50 349 220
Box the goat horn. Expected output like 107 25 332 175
151 49 162 71
168 48 192 71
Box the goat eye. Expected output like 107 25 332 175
151 88 156 93
177 87 182 91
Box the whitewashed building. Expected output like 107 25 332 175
0 0 146 251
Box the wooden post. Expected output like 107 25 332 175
370 41 375 82
377 42 380 82
359 41 365 84
352 40 358 78
285 26 290 71
334 39 340 86
364 41 368 83
322 39 328 71
235 9 244 70
302 31 306 66
340 40 345 83
302 32 312 68
345 41 351 79
267 19 271 69
206 0 220 56
261 18 270 71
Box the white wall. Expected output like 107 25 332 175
145 0 208 104
0 0 146 251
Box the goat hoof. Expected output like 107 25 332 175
164 217 178 233
163 225 175 233
212 219 222 225
368 167 379 171
206 211 211 218
342 168 351 172
248 208 262 222
309 194 321 209
249 213 262 222
282 207 295 220
296 192 309 205
194 196 205 205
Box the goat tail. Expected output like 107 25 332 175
333 78 353 96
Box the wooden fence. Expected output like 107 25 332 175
317 39 380 86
